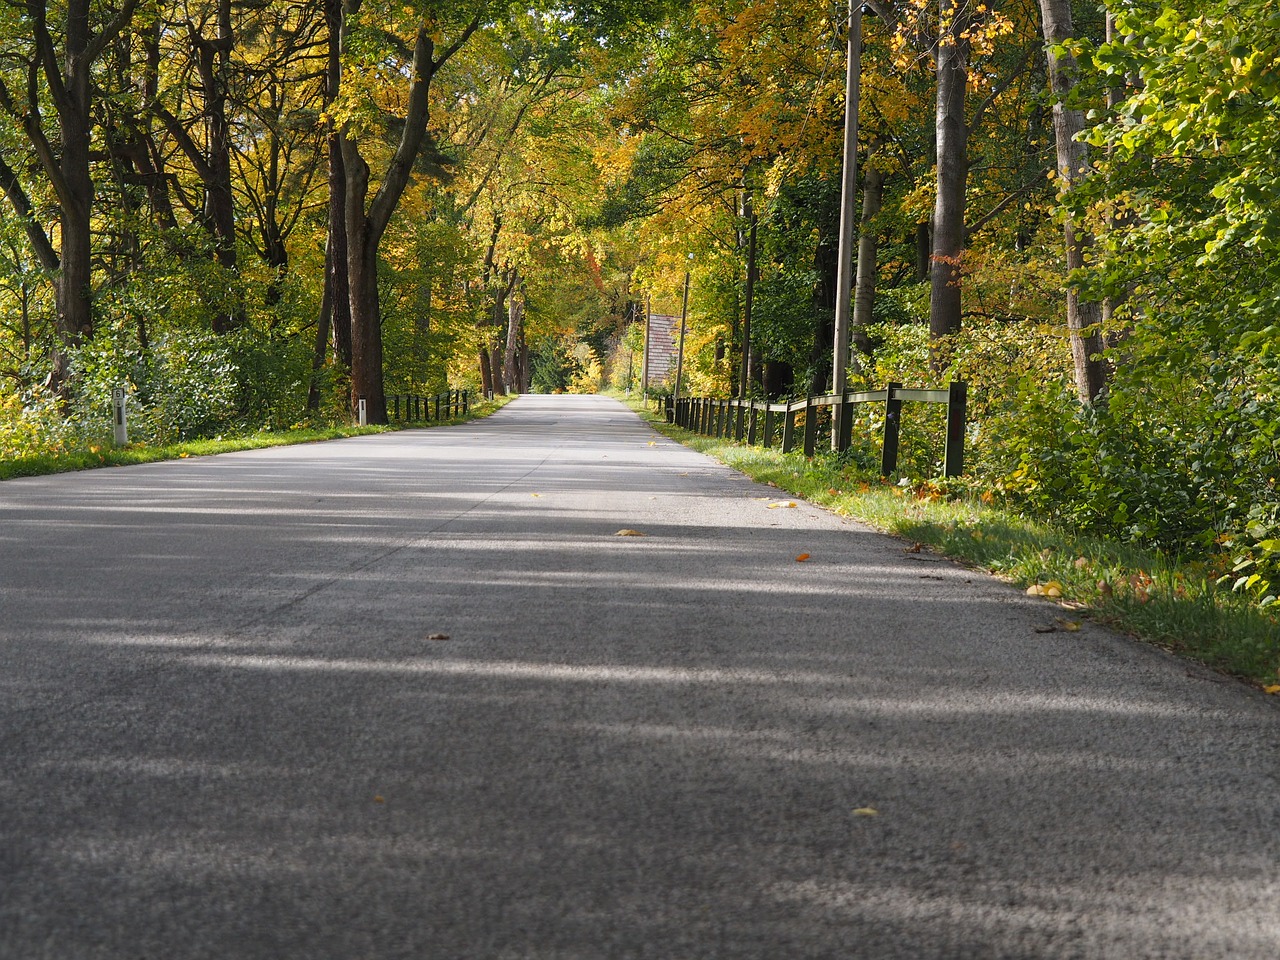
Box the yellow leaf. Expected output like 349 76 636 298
767 501 797 509
852 807 879 817
1056 619 1081 632
615 529 646 537
1263 685 1280 695
648 441 657 446
795 553 811 562
374 795 385 804
179 452 190 458
530 493 542 498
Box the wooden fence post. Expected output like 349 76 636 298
802 397 818 457
881 382 902 475
944 380 967 477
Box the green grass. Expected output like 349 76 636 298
625 394 1280 687
0 395 512 482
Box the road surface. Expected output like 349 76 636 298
2 394 1277 958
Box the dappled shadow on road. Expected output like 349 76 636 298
3 396 1279 958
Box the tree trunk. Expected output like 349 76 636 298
312 0 350 402
478 348 494 398
809 212 838 394
337 6 479 424
1039 0 1107 402
519 328 530 392
490 344 506 395
503 275 523 394
2 0 137 394
852 149 884 357
929 0 970 355
52 3 114 390
199 0 239 332
341 145 388 422
915 222 930 283
1101 11 1136 361
307 247 332 412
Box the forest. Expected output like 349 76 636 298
1 0 1278 614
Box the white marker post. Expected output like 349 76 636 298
357 397 367 426
112 387 128 446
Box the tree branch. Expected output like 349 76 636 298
0 148 60 271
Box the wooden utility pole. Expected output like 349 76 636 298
831 0 862 447
673 270 690 405
641 293 652 397
739 204 758 402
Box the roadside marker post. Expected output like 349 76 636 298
112 387 127 446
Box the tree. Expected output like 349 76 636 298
0 0 139 392
928 0 970 346
1038 0 1106 401
336 2 482 423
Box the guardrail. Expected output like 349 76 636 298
388 390 469 423
662 382 967 477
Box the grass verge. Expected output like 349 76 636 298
0 395 513 482
625 394 1280 688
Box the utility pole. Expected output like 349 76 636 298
831 0 863 448
641 293 652 398
739 198 758 403
673 268 691 407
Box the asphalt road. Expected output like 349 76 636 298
2 393 1277 959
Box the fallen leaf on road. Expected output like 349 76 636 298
852 807 879 817
1056 618 1081 632
906 542 923 554
427 633 450 641
767 501 797 509
615 529 646 537
530 493 542 498
795 553 811 562
1034 624 1057 633
1264 685 1280 695
648 441 657 446
374 796 385 804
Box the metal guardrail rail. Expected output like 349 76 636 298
662 381 967 477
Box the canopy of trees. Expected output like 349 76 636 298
1 0 1277 604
